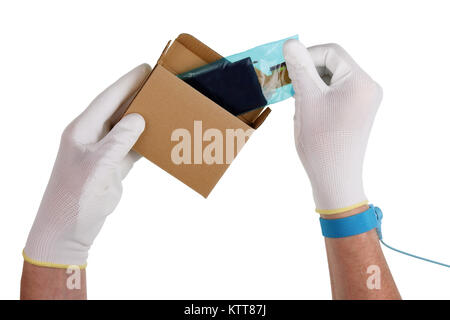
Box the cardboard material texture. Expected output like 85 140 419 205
124 34 271 197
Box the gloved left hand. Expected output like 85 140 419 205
23 64 151 268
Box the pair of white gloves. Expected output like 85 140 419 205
24 40 382 268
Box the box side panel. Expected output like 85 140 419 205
124 66 253 197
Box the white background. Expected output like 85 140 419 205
1 0 449 299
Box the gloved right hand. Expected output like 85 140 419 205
283 40 382 215
23 64 151 269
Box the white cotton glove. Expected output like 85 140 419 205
23 64 151 268
283 40 382 214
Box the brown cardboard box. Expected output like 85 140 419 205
124 34 271 197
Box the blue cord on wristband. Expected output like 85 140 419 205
319 204 449 268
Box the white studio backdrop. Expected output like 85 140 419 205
0 0 449 299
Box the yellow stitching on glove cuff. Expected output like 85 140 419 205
22 250 87 270
316 200 369 215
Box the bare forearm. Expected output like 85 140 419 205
20 261 86 300
322 206 401 300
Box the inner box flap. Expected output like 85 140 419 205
159 33 222 74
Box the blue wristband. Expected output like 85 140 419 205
319 204 383 238
320 205 450 268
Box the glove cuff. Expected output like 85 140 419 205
23 221 89 269
311 174 367 214
316 200 369 214
22 249 87 269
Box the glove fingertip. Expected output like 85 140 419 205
283 39 308 66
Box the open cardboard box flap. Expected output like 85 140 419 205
159 34 271 128
125 34 271 197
